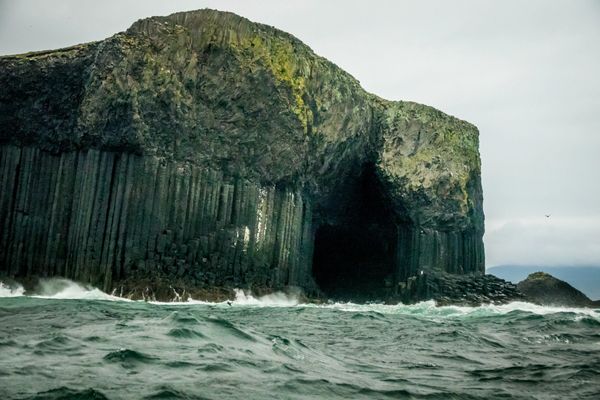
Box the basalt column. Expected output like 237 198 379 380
0 145 315 292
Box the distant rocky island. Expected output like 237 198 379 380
517 272 600 308
0 9 590 307
488 265 600 300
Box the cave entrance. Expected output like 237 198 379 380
311 163 398 301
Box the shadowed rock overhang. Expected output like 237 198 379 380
0 9 484 299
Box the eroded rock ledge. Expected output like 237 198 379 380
0 9 484 302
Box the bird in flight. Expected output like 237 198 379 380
545 214 551 218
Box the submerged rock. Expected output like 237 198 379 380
0 9 484 302
517 272 599 308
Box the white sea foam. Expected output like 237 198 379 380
32 278 113 300
31 278 127 301
0 278 296 306
1 278 598 320
440 301 600 317
156 289 301 306
184 291 599 318
230 289 299 306
0 278 126 301
307 299 600 319
0 281 25 297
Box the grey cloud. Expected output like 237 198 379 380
485 216 600 267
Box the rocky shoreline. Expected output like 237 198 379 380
4 271 596 308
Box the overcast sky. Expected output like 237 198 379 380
1 0 599 268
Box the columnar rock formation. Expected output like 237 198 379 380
0 10 484 299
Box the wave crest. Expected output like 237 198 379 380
308 300 600 319
32 278 125 301
0 278 126 301
231 289 299 306
1 279 598 321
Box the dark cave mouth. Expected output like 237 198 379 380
311 224 396 300
311 163 399 300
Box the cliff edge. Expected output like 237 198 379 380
0 9 484 301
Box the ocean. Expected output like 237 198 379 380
1 280 599 400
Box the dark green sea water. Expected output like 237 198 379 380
1 280 599 400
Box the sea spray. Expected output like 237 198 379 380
32 278 115 300
0 281 24 297
307 299 600 320
1 278 598 322
0 278 126 301
230 289 300 307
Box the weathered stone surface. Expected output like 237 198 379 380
0 9 485 301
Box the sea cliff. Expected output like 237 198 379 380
0 9 485 301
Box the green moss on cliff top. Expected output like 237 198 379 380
235 35 312 131
378 101 481 228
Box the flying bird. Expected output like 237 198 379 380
545 214 551 218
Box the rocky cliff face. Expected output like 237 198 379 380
0 9 484 300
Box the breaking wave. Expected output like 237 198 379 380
230 289 300 306
32 278 124 301
0 278 125 301
1 279 598 321
2 287 599 400
148 288 300 306
311 299 600 319
0 281 24 297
